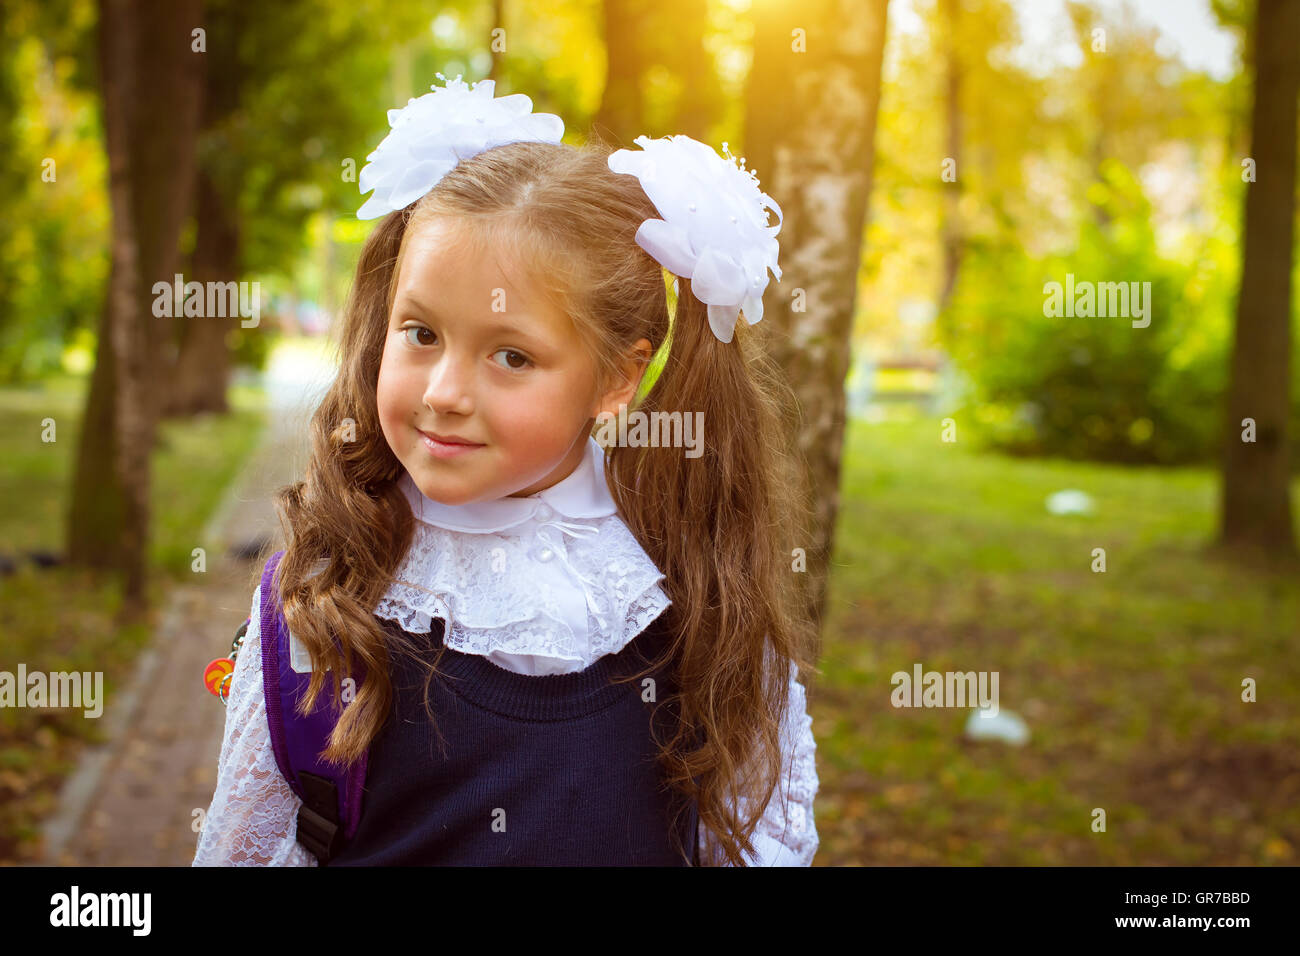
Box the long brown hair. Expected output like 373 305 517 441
272 135 818 866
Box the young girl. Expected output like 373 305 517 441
193 76 820 866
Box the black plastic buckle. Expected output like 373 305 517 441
296 771 343 863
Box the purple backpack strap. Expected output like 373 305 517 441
258 549 368 862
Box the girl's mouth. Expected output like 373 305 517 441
417 429 485 459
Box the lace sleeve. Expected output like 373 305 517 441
192 585 316 866
699 664 820 867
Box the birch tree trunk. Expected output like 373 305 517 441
744 0 891 630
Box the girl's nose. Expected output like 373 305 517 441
422 354 475 416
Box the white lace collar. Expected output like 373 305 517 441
373 436 672 672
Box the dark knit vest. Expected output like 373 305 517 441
327 610 699 866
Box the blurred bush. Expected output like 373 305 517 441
228 321 276 374
942 160 1299 466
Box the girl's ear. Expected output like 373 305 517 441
592 337 653 419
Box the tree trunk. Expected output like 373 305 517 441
1217 0 1299 560
68 261 129 569
164 168 236 416
592 0 645 145
66 0 203 587
165 0 249 418
740 5 788 194
95 0 148 611
671 0 714 141
745 0 891 631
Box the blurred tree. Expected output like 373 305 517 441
930 0 1026 330
0 12 23 366
590 0 725 145
744 0 890 631
0 0 107 383
740 0 784 193
163 0 240 417
1217 0 1298 559
1211 0 1253 163
487 0 603 133
935 0 967 317
70 0 203 610
937 0 963 316
1064 1 1191 230
862 0 1036 357
592 0 647 145
162 0 432 416
640 0 717 141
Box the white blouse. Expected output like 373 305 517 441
193 436 819 866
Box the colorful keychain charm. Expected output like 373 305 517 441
204 657 234 699
204 619 249 704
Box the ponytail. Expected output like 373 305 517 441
607 276 818 866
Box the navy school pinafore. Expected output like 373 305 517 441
325 611 700 866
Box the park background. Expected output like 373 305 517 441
0 0 1297 865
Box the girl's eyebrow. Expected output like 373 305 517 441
394 292 547 348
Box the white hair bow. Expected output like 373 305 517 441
607 135 783 343
356 73 565 220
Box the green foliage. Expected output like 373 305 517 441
227 321 276 374
201 0 436 279
865 0 1285 470
0 0 107 384
942 161 1256 465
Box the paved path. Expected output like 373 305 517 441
38 339 334 865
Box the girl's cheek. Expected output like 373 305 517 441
375 347 409 435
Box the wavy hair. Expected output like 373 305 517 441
271 134 818 866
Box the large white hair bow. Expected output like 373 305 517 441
357 73 565 220
607 135 782 344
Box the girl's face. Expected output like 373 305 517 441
376 217 643 505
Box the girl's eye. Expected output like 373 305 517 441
401 325 529 369
403 326 435 347
493 349 532 371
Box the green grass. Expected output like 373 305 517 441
0 372 266 860
815 416 1300 865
